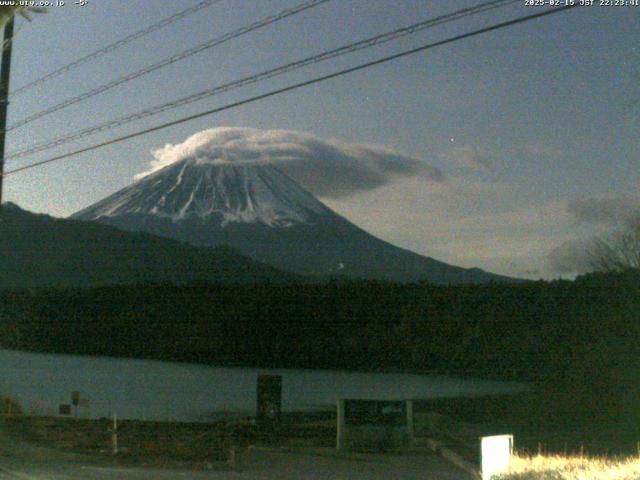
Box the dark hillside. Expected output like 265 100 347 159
0 203 299 288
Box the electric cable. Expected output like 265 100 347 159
11 0 225 96
1 4 579 178
5 0 519 161
5 0 331 132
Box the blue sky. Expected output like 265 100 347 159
3 0 638 279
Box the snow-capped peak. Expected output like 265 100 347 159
72 158 333 228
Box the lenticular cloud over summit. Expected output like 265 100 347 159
136 127 444 198
74 126 507 284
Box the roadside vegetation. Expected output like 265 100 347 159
0 395 22 415
495 453 640 480
0 415 232 467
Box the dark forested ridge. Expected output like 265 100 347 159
0 270 637 382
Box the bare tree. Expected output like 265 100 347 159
585 218 640 272
0 6 45 31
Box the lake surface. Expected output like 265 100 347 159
0 349 526 422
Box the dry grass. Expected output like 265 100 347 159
494 453 640 480
0 416 231 463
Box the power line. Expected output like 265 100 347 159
2 4 579 179
6 0 519 162
11 0 225 97
5 0 331 132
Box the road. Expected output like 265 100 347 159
0 435 472 479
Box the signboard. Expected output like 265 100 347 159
71 391 80 406
337 399 414 452
256 375 282 424
481 434 513 480
344 400 406 426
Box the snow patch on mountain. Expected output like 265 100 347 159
73 159 333 228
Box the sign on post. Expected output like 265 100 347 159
480 434 513 480
337 399 414 452
344 399 407 426
256 375 282 425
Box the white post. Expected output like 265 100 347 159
480 434 513 480
228 446 236 469
336 399 345 450
112 413 118 455
406 400 414 442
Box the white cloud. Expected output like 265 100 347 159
323 176 575 278
442 145 493 171
520 142 563 160
545 194 640 275
547 239 594 275
568 194 640 225
136 127 444 198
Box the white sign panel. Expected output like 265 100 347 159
481 434 513 480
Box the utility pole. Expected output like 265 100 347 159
0 17 14 205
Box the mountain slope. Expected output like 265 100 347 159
73 159 516 284
74 161 333 227
0 203 298 290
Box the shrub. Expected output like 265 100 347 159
0 395 23 415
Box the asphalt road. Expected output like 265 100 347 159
0 435 471 479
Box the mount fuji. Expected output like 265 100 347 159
72 158 512 284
